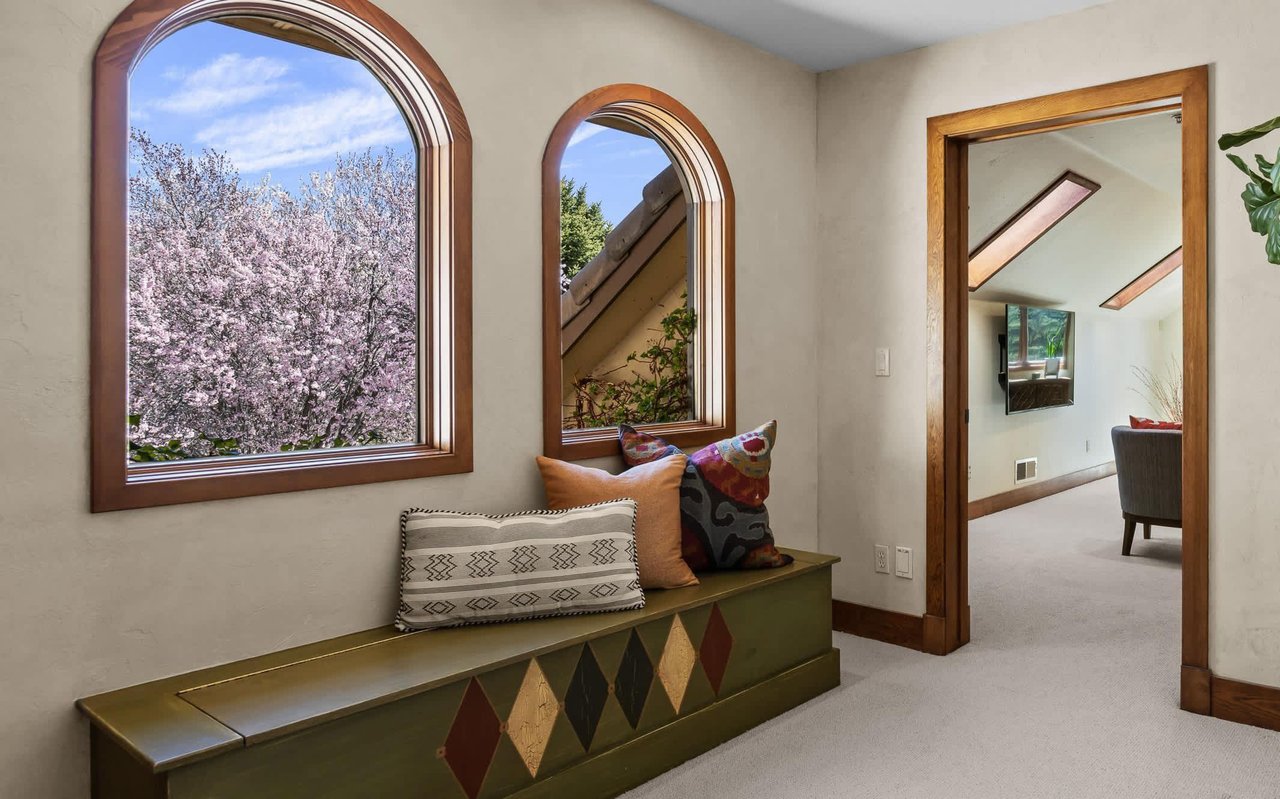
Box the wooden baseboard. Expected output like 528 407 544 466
832 600 923 651
968 461 1116 520
1210 673 1280 732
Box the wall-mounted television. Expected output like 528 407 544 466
999 304 1075 415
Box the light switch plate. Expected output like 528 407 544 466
874 544 890 574
894 546 913 579
875 347 891 377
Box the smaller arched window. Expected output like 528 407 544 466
91 0 471 511
542 85 735 460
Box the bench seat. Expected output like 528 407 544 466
79 548 839 798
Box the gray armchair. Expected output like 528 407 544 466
1111 426 1182 556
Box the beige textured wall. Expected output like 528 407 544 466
0 1 818 795
816 0 1280 685
969 300 1163 500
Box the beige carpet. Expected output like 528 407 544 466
624 476 1280 798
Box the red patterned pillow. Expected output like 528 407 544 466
1130 415 1182 430
619 421 792 571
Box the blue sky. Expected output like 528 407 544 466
129 21 414 191
561 122 673 226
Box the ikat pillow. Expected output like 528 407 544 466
396 500 645 632
619 421 793 571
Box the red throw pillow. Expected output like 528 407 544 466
1130 415 1182 430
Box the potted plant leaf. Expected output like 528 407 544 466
1219 116 1280 264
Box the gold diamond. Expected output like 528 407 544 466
657 615 696 713
507 658 558 777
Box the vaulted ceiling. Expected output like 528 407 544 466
648 0 1112 72
968 112 1183 321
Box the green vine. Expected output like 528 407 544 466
566 299 696 429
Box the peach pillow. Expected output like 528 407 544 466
536 455 697 590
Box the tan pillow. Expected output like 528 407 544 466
537 455 697 590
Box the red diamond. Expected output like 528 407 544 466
443 678 501 798
700 603 733 695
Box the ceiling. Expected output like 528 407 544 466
969 111 1183 321
649 0 1112 72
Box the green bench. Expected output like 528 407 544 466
79 549 839 798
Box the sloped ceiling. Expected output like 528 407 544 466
649 0 1112 72
969 112 1183 321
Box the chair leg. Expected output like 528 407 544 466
1143 523 1151 540
1123 518 1137 556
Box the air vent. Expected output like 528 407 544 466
1015 457 1038 484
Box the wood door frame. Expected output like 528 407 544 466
924 67 1211 714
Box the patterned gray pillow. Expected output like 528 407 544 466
396 499 645 631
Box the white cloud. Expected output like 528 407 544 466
567 122 608 148
157 53 291 114
194 87 409 173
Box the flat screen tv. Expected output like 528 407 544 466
1000 304 1075 415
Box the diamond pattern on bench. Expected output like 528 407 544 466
700 603 734 695
442 678 501 799
564 644 609 751
439 602 740 794
657 615 696 713
507 658 559 777
614 629 654 729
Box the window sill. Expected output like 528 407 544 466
92 444 472 512
549 420 731 462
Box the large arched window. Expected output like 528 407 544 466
542 84 735 460
91 0 471 511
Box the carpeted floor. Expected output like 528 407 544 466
623 476 1280 798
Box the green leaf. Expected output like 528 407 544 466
127 413 141 427
1271 146 1280 196
1240 181 1280 264
1219 115 1280 150
1227 154 1269 187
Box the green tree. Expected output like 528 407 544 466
560 178 612 285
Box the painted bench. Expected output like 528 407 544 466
79 549 839 798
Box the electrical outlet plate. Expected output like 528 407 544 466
874 544 890 574
894 546 913 579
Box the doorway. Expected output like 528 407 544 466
923 67 1210 715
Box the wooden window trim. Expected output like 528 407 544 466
542 84 735 461
968 170 1100 291
91 0 473 512
1101 246 1183 310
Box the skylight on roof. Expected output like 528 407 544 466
1101 247 1182 310
969 171 1100 291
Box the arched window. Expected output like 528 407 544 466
542 84 735 460
91 0 471 511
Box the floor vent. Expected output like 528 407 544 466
1015 457 1038 483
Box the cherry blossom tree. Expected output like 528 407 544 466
127 129 418 459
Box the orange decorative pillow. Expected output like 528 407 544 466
537 455 697 590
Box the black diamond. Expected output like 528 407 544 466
565 644 609 751
589 582 619 598
509 591 539 607
466 596 498 611
468 550 498 578
423 600 455 615
551 544 579 570
550 587 580 603
614 629 653 729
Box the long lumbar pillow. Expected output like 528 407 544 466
396 499 645 632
